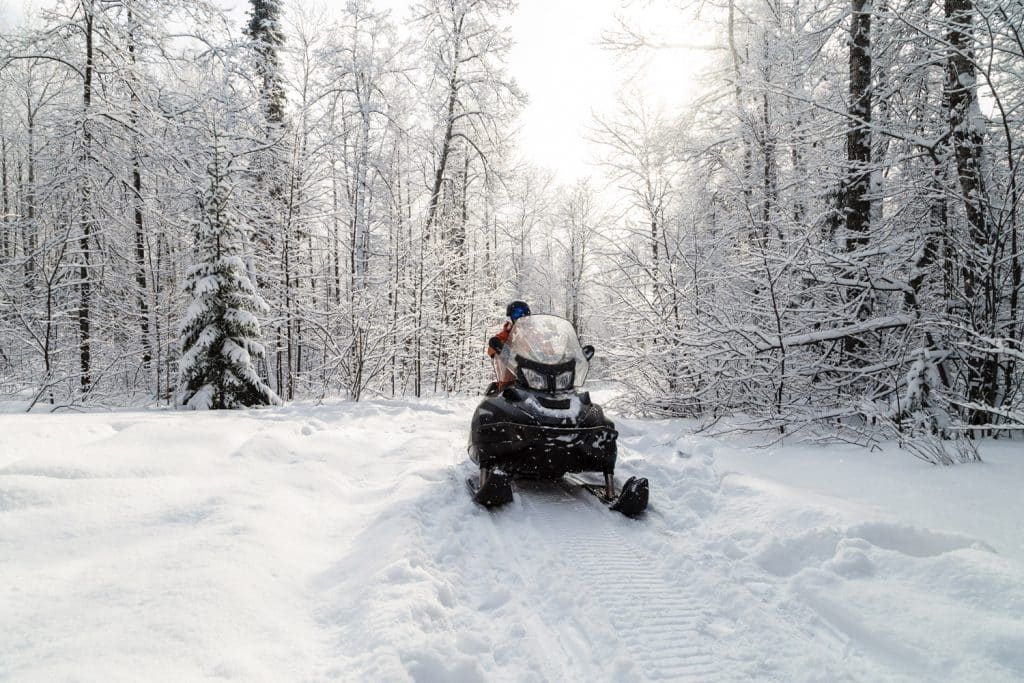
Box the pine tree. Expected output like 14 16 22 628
177 147 281 410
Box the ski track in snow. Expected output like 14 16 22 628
2 399 1023 682
512 482 722 681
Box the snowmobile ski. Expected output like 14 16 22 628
610 476 649 517
466 468 514 508
563 473 649 517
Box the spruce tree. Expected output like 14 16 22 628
246 0 286 127
177 148 281 410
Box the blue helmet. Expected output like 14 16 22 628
506 300 531 322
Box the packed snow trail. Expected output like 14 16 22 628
2 398 1022 682
506 481 723 681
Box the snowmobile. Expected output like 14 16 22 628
466 314 648 517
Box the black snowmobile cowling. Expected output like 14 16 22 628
470 387 618 477
467 314 648 516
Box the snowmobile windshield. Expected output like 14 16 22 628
505 314 590 389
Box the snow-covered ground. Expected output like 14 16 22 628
2 398 1022 682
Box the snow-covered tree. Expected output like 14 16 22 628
177 147 280 410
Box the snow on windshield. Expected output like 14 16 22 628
506 314 589 385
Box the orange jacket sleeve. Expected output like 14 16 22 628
486 321 513 357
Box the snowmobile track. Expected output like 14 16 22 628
511 481 725 682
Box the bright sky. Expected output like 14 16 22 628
505 0 712 180
507 0 627 179
3 0 713 182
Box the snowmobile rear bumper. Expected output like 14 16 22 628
469 421 618 477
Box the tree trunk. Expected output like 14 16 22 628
24 100 36 285
425 14 463 237
127 7 152 377
846 0 872 250
78 2 95 392
945 0 998 423
842 0 873 360
1 136 9 260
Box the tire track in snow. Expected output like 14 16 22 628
509 481 726 682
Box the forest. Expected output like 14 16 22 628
0 0 1021 458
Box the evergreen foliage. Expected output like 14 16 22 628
177 149 280 410
245 0 286 126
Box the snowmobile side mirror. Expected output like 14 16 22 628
582 345 595 361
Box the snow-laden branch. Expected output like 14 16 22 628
754 316 915 353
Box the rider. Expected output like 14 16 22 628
487 300 531 392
